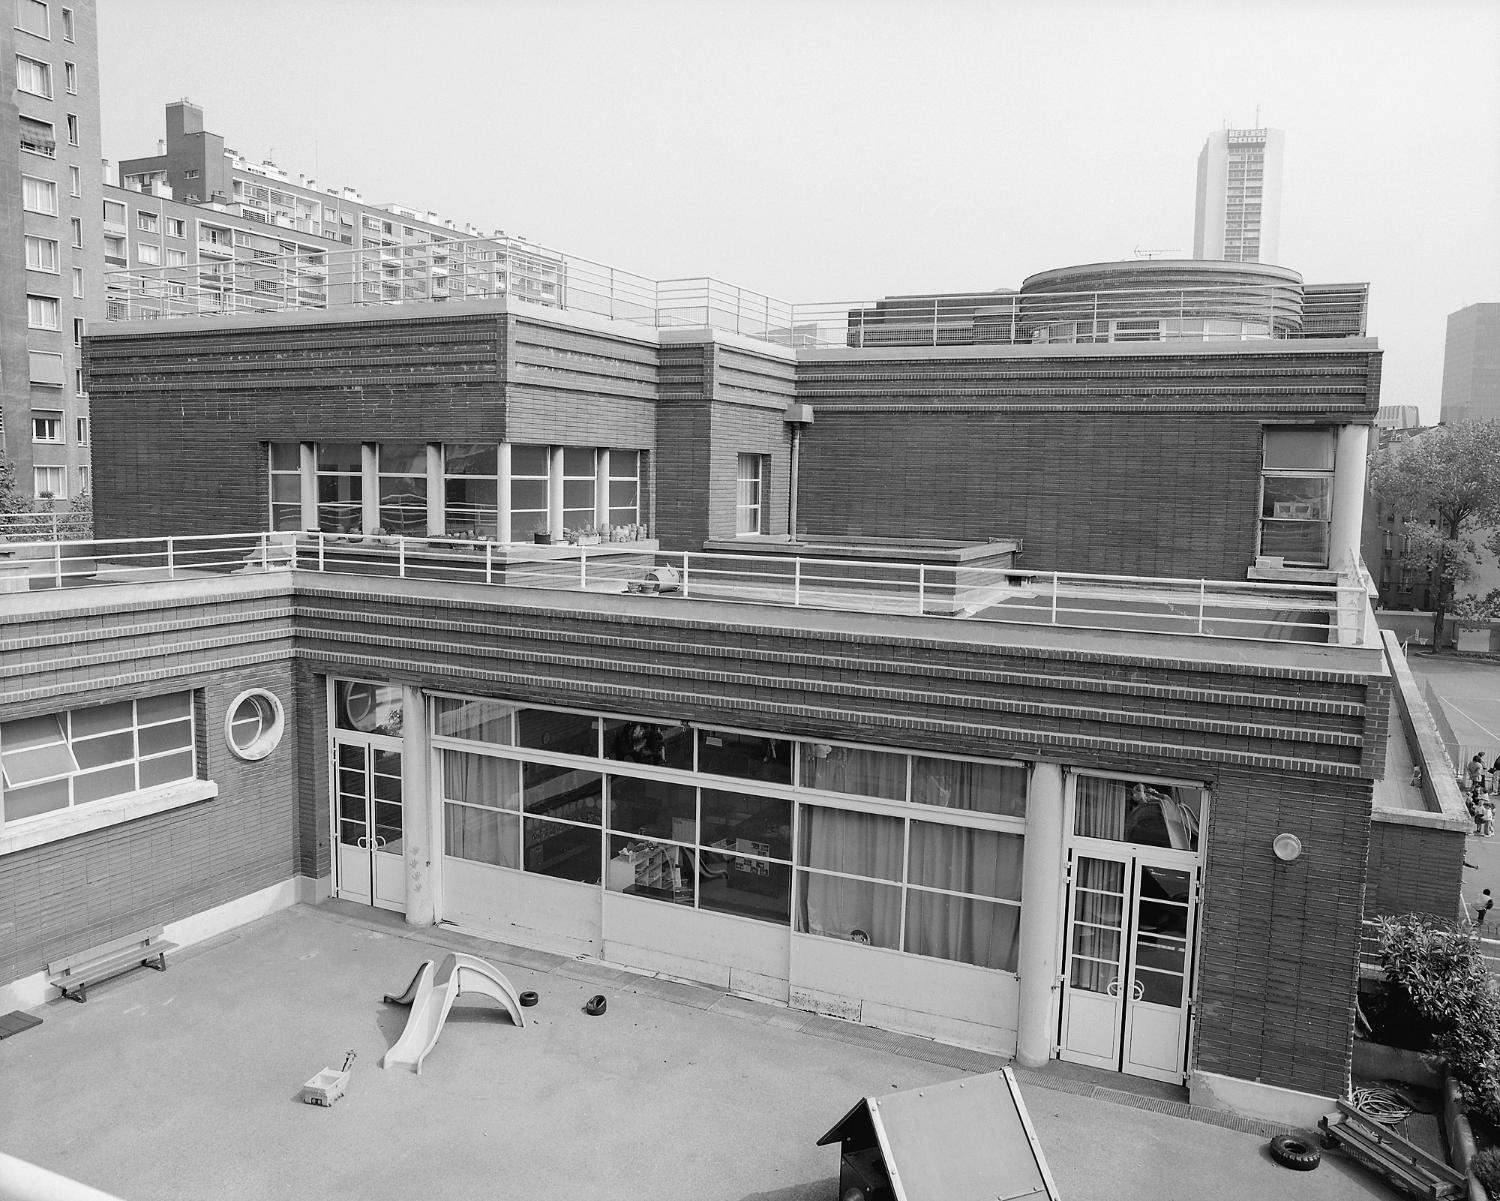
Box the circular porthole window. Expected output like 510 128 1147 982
225 689 285 761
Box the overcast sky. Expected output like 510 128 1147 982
99 0 1498 419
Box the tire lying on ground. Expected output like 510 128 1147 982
1268 1133 1322 1171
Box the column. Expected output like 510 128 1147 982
299 443 317 530
547 444 564 540
361 443 379 535
1328 424 1370 575
496 442 512 545
1015 761 1066 1068
400 685 435 928
425 444 443 536
595 448 611 529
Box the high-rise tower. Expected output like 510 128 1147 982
1193 127 1284 264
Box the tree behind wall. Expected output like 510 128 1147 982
1368 420 1500 647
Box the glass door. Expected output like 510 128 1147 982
1058 851 1130 1068
333 737 406 912
1121 855 1197 1082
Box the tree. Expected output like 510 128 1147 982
0 454 29 516
1368 419 1500 647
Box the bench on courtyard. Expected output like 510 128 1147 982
46 927 177 1003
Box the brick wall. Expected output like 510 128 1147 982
1365 818 1469 921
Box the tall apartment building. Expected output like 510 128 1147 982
1193 126 1284 264
1438 302 1500 424
108 101 566 319
1 0 103 503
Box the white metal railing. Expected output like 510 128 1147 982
101 240 1328 351
0 530 1364 646
0 509 90 541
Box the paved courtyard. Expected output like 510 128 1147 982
0 903 1399 1201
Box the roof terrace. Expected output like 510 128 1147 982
0 531 1378 649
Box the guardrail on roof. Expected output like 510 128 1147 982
0 530 1369 647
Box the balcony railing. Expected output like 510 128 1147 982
0 530 1370 647
102 241 1349 351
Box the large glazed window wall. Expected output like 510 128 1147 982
435 696 1028 972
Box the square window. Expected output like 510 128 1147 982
28 351 63 386
24 235 59 272
33 465 66 499
26 293 58 329
165 248 186 267
16 54 52 98
20 116 55 156
166 217 185 239
22 174 57 215
137 211 158 233
32 411 62 442
15 0 49 37
137 243 161 266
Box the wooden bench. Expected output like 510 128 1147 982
46 927 177 1003
1319 1099 1466 1200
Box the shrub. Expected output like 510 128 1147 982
1378 914 1500 1124
1474 1148 1500 1194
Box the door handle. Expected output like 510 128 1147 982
1105 976 1121 997
356 835 369 849
372 836 387 850
1132 978 1146 1002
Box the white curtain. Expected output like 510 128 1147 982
1074 776 1200 851
443 751 519 867
797 807 903 947
904 823 1023 971
800 746 907 801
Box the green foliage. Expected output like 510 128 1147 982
0 455 30 516
1378 914 1500 1123
1368 420 1500 642
1474 1148 1500 1194
1454 590 1500 622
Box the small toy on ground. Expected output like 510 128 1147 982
301 1050 356 1107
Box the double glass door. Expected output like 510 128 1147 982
334 736 406 911
1059 847 1198 1083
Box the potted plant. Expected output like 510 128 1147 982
533 530 554 546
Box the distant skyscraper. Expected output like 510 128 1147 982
1193 127 1284 264
1439 303 1500 424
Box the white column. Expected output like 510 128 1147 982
299 443 317 530
1328 424 1370 575
361 444 379 535
547 445 564 540
497 442 512 544
595 448 610 529
400 685 435 928
425 444 443 536
1015 761 1066 1068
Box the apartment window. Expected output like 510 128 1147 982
29 351 63 385
137 243 161 266
165 248 187 267
377 442 427 535
15 0 49 36
24 235 59 273
64 60 75 93
268 444 302 531
608 450 641 528
65 114 78 146
26 294 58 329
102 199 124 224
75 416 88 444
77 465 88 493
1260 427 1335 568
33 465 65 498
68 164 79 195
20 116 55 156
16 54 52 97
137 211 158 233
69 217 80 247
183 168 198 180
73 367 84 395
59 6 71 40
32 410 62 442
0 693 197 826
443 444 498 537
103 234 123 260
736 454 765 535
165 217 185 239
510 445 550 540
22 174 56 214
71 266 83 296
72 317 83 345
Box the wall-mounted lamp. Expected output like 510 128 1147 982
1272 833 1303 862
783 403 814 541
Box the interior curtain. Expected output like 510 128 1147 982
801 746 907 801
443 751 519 866
1074 775 1127 839
797 806 903 947
904 823 1023 971
1076 776 1200 851
1069 855 1127 992
911 756 1027 817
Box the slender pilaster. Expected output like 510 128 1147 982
1016 761 1066 1067
497 442 512 544
425 444 443 536
547 445 564 540
400 686 435 928
360 443 379 534
299 442 317 530
595 449 611 529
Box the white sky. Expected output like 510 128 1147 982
99 0 1500 420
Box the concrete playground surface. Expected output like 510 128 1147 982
0 904 1399 1201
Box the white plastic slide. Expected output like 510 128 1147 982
381 951 526 1073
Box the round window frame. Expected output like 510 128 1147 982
224 689 285 761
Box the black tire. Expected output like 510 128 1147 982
584 994 607 1016
518 990 539 1007
1269 1134 1322 1171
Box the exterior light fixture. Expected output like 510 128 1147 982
1272 833 1303 862
783 403 815 542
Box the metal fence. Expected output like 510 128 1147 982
0 530 1362 646
0 508 90 542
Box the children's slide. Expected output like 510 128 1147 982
381 951 526 1073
